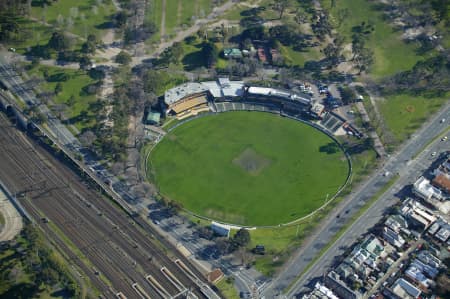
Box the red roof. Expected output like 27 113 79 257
207 268 224 283
432 174 450 193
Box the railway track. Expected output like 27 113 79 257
0 113 213 299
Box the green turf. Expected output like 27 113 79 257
323 0 429 77
378 93 449 142
165 0 180 33
216 279 239 299
148 0 212 38
280 44 323 67
30 0 117 39
0 211 4 226
6 17 54 53
150 112 349 226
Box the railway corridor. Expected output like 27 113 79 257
0 113 212 299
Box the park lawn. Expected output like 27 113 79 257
146 0 163 41
6 17 54 53
0 211 4 226
30 0 117 39
30 66 98 131
216 279 240 299
378 93 449 143
197 0 213 17
151 112 349 226
323 0 427 78
165 0 180 35
280 44 322 67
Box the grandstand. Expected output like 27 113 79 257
166 92 211 119
214 101 281 114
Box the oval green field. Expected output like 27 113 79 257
150 112 349 226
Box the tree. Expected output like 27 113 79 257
233 228 251 248
351 35 365 60
48 32 70 52
160 42 184 65
115 51 132 65
201 41 218 68
115 11 127 28
79 56 91 70
54 82 63 95
312 12 333 40
294 12 308 25
81 34 97 54
322 43 340 67
272 0 293 19
354 47 374 74
67 95 76 107
143 70 160 94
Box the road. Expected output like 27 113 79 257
262 103 450 298
0 112 217 299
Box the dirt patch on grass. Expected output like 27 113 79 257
232 148 272 176
168 134 178 141
405 105 415 113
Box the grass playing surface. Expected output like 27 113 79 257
150 112 349 226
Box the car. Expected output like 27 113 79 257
442 136 447 141
431 152 437 156
441 118 446 123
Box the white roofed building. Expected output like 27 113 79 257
413 176 443 201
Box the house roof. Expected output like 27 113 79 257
207 268 224 283
223 48 242 57
392 278 421 298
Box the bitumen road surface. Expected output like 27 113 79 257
262 103 450 298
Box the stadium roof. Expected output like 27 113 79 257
165 82 208 105
247 86 311 105
165 79 245 105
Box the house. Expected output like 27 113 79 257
391 278 421 299
417 250 441 269
413 176 443 201
382 227 405 249
435 222 450 242
410 258 439 278
385 214 408 233
302 282 339 299
400 198 437 230
223 48 243 59
405 265 434 289
325 271 361 299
